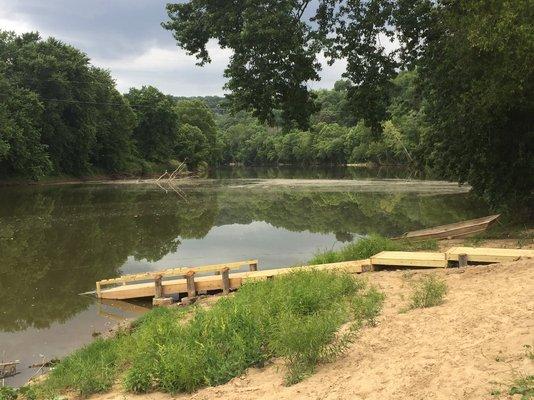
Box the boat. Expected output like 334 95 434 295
0 360 19 378
394 214 500 241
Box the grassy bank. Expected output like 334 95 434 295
28 270 383 398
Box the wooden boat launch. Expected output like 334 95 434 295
394 214 500 241
93 245 530 301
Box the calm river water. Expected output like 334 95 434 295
0 166 488 385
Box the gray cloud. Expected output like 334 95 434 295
0 0 345 95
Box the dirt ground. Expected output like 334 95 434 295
88 258 533 400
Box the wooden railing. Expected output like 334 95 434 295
96 259 258 298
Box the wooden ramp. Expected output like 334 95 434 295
96 259 370 300
371 251 448 268
446 247 534 263
96 260 258 297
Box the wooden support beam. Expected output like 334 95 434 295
154 275 163 298
221 267 230 294
458 253 468 268
186 272 196 298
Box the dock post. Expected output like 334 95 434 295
458 253 468 268
154 274 163 298
186 272 197 298
221 267 230 294
249 262 258 272
96 282 101 298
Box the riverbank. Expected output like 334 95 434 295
78 259 534 400
10 236 533 399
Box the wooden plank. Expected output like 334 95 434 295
221 268 230 294
371 251 447 268
97 259 257 288
154 275 163 298
98 259 371 300
447 247 534 263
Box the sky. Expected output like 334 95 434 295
0 0 347 96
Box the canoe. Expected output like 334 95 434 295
394 214 500 241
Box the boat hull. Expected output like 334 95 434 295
395 214 500 241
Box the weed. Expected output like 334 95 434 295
309 234 401 264
409 275 447 309
35 270 384 397
350 286 385 327
0 387 17 400
465 236 484 247
509 375 533 399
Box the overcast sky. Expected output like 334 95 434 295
0 0 347 96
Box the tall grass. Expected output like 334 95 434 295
409 275 448 309
308 234 438 265
35 270 384 397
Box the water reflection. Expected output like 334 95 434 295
0 181 486 334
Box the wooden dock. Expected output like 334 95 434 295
371 251 448 268
446 247 534 263
95 247 533 301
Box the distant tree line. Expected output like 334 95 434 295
0 31 218 179
216 72 423 167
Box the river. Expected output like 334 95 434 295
0 166 488 386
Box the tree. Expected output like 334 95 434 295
175 99 218 165
90 68 136 173
126 86 180 163
170 0 534 206
164 0 321 129
414 0 534 206
0 73 51 179
0 30 138 177
1 32 100 175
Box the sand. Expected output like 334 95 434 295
86 258 533 400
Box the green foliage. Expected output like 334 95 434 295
0 72 51 179
165 0 534 207
0 386 18 400
509 375 533 400
351 286 385 327
37 338 122 397
125 86 180 163
416 0 534 207
35 271 384 396
309 234 402 265
164 1 319 129
175 99 218 166
409 275 448 309
0 31 224 180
